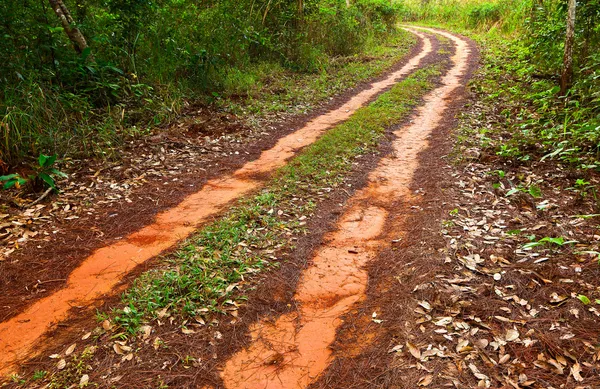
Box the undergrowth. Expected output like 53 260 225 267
403 0 600 170
1 0 405 167
467 37 600 169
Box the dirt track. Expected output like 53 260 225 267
0 28 437 377
0 27 480 388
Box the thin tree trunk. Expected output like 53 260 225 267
560 0 576 95
47 0 89 55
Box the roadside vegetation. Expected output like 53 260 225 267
403 0 599 168
374 1 600 387
1 0 404 169
113 63 442 331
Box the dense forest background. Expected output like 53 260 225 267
1 0 599 170
0 0 400 166
403 0 599 167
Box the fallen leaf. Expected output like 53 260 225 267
65 343 76 356
418 374 433 386
571 362 584 382
407 342 421 360
505 329 520 342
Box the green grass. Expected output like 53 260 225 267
111 62 444 334
400 0 529 36
402 0 600 170
454 34 600 169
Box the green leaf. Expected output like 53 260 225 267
81 47 92 61
38 154 48 167
3 180 16 189
506 188 520 196
578 295 591 305
38 154 56 168
50 168 68 178
539 236 565 245
38 173 56 190
528 185 542 198
0 174 19 181
522 241 543 249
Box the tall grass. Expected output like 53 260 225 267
400 0 531 35
405 0 600 167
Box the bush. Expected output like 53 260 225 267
0 0 402 166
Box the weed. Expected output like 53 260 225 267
522 236 577 250
32 371 47 381
0 154 67 192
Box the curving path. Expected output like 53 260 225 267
0 29 436 377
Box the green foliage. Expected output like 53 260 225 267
0 154 67 192
578 294 592 305
403 0 600 167
522 236 577 249
400 0 530 33
0 0 403 166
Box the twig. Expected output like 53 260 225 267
25 187 54 208
36 278 67 285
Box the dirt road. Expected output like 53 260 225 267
0 28 437 376
1 27 479 387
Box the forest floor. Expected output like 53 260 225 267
2 26 600 389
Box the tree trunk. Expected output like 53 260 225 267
47 0 89 55
560 0 576 95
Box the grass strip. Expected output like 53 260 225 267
112 62 445 334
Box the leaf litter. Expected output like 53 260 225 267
380 67 600 388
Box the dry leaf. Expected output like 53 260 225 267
65 343 76 356
113 342 132 355
57 359 66 370
505 329 519 342
571 362 584 382
417 374 433 386
407 342 421 360
79 374 89 387
141 325 152 340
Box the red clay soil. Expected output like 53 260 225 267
0 32 450 388
0 37 427 325
0 30 435 376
